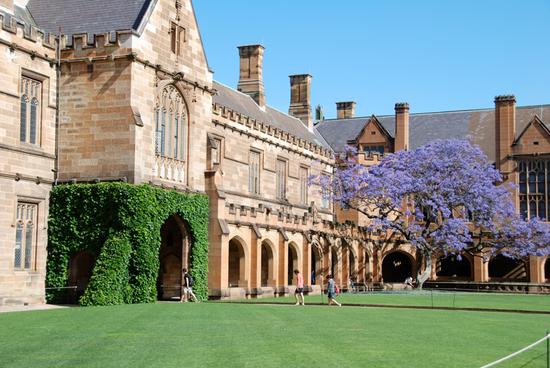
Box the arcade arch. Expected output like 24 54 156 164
382 251 414 283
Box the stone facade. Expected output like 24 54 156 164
1 0 549 305
0 7 57 305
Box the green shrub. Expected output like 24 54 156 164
80 235 132 306
46 183 209 306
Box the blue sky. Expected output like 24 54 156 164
194 1 549 118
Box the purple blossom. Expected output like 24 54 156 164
311 139 550 285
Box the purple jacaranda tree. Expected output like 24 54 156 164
313 139 550 288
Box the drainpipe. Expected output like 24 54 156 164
54 27 61 185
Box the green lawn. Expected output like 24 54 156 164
2 302 550 367
234 291 550 312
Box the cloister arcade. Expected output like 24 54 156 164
205 226 548 299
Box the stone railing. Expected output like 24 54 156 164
153 155 185 183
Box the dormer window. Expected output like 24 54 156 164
170 22 186 55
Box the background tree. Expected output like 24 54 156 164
313 139 550 288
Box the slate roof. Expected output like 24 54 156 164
315 105 550 162
213 81 331 150
27 0 152 36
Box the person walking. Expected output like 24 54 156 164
326 274 341 307
181 268 199 303
294 269 305 306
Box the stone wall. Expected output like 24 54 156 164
0 12 57 305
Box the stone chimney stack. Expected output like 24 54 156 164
289 74 313 129
394 102 410 152
495 95 516 173
336 101 356 119
237 45 266 108
0 0 13 13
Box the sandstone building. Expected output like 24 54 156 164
0 0 548 305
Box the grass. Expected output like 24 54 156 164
233 291 550 312
2 302 550 367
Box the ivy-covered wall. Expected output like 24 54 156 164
47 183 209 305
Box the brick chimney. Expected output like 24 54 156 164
394 102 410 152
289 74 313 129
237 45 265 108
0 0 13 12
495 95 516 173
336 101 356 119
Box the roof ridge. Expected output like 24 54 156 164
213 80 303 125
318 103 550 123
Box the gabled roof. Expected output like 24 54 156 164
213 81 331 150
513 115 550 146
27 0 153 36
350 115 393 144
315 104 550 162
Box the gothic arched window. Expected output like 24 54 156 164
155 85 187 161
20 77 41 145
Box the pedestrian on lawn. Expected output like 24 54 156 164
294 269 305 306
326 274 341 307
181 268 199 303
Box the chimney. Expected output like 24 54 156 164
494 95 516 173
394 102 410 152
289 74 313 129
336 101 356 119
237 45 265 108
0 0 13 13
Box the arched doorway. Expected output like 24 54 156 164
382 251 413 283
157 215 190 300
331 247 338 278
363 251 371 283
68 250 95 304
311 245 322 285
436 254 472 279
489 255 528 281
287 243 299 285
348 249 357 281
261 241 274 287
228 237 246 287
545 258 550 281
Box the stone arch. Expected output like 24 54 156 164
382 250 414 283
68 250 95 304
228 236 247 287
489 255 528 281
347 245 358 281
545 258 550 281
310 241 323 285
261 240 276 287
157 214 191 300
287 242 300 285
436 254 472 280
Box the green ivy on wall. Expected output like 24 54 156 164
46 183 209 306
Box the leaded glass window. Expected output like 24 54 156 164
14 202 37 270
20 77 41 145
155 85 187 161
276 159 287 200
519 160 549 220
300 166 309 205
249 151 261 195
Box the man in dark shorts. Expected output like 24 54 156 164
181 268 198 303
294 269 305 306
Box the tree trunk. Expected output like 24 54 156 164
416 252 432 290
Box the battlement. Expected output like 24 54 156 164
60 30 134 51
212 102 333 160
0 11 56 50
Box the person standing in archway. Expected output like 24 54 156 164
181 268 199 303
294 269 305 306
